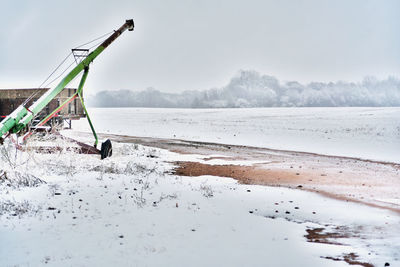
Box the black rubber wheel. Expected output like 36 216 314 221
100 139 112 159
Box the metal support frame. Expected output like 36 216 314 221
22 93 79 141
76 67 99 148
39 94 78 127
34 67 98 147
72 48 89 64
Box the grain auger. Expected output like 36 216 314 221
0 19 134 159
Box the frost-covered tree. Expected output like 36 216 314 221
87 70 400 108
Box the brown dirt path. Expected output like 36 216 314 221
77 132 400 214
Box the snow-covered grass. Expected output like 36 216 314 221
71 107 400 163
1 137 399 267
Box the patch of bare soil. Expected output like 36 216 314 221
173 161 309 185
323 253 374 267
304 226 377 267
173 160 400 214
303 225 363 246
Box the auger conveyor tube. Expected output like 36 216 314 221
0 19 134 140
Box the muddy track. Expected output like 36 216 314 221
76 132 400 213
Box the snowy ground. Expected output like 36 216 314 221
72 107 400 163
0 134 399 267
1 107 399 266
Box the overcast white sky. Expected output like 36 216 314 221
0 0 399 94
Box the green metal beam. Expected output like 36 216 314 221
0 106 28 136
76 67 99 147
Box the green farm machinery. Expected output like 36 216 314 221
0 19 134 159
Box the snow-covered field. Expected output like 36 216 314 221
73 107 400 163
1 107 400 266
0 137 399 267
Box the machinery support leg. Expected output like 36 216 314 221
77 67 112 159
76 67 99 148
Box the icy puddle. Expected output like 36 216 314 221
0 140 399 267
